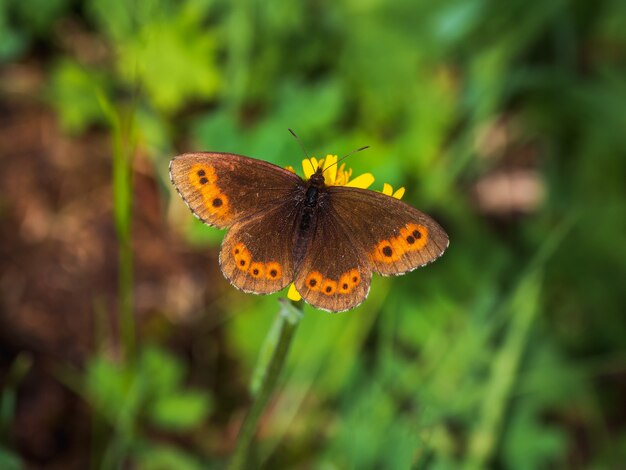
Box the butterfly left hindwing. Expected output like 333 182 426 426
220 202 298 294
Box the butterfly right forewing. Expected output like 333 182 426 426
328 186 449 276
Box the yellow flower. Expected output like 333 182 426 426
287 283 302 302
302 154 375 189
382 183 406 200
285 155 404 303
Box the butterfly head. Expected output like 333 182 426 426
309 166 326 187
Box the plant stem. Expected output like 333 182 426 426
229 300 303 470
99 92 137 361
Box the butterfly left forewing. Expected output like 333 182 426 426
170 152 301 228
220 201 298 294
328 186 449 276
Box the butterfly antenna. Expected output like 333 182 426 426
322 145 370 175
288 128 309 158
288 128 318 175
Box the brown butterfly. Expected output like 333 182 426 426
169 151 448 312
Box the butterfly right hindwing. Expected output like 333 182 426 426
293 204 372 312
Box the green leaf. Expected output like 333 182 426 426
84 356 138 424
139 346 185 395
118 20 219 113
47 60 109 134
147 391 211 431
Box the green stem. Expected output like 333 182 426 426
99 91 136 361
229 299 303 470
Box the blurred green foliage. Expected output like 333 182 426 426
4 0 626 467
84 346 212 468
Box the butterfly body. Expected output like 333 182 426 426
170 152 448 312
293 169 328 265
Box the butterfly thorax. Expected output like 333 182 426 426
304 169 326 204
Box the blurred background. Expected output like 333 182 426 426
1 0 626 468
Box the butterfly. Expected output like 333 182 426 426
169 151 449 312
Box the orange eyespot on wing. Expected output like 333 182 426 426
305 271 323 291
372 239 402 263
232 243 246 258
249 262 265 279
265 262 283 281
320 279 337 296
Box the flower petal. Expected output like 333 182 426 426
287 283 302 301
382 183 393 196
345 173 375 189
392 187 405 199
323 154 338 184
302 158 318 179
